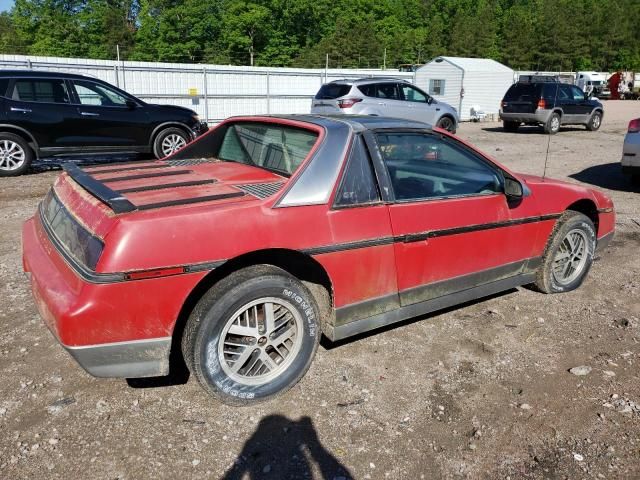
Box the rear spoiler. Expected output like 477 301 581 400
62 163 137 214
62 162 245 214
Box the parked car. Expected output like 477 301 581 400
0 70 208 176
500 79 604 134
622 118 640 182
23 114 615 405
311 77 459 132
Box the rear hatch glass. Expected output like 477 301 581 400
503 83 541 113
315 84 351 99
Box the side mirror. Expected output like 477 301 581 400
504 177 524 199
125 99 137 109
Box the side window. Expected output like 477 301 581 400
400 85 428 103
558 84 572 100
72 80 128 106
335 135 381 207
11 79 71 103
429 79 445 96
376 83 400 100
0 79 9 97
358 84 376 97
376 132 502 201
571 86 586 101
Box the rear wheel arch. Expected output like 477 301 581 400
170 248 334 374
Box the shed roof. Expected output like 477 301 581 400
421 57 513 73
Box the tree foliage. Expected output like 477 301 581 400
0 0 639 70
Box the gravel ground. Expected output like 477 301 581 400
1 101 639 480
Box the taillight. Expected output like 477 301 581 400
537 98 546 109
338 98 362 109
628 118 640 133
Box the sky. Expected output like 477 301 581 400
0 0 13 13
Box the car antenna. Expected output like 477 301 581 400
542 81 561 181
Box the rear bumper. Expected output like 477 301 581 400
22 215 203 378
499 109 552 124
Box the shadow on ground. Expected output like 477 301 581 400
221 415 353 480
481 126 586 135
570 161 640 193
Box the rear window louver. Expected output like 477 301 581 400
165 158 217 167
234 182 284 199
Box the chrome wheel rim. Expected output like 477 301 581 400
592 114 601 129
0 140 26 171
551 116 560 132
552 228 590 285
217 297 303 386
161 134 186 156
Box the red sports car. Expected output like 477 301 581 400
22 115 615 404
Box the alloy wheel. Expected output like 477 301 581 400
161 134 187 156
552 228 590 286
0 140 26 171
551 116 560 132
438 117 454 132
592 114 601 129
217 297 304 386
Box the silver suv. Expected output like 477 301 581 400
310 78 459 132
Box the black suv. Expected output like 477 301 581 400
499 76 604 135
0 70 208 176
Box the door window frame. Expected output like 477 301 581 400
399 84 432 104
68 79 142 109
363 128 508 204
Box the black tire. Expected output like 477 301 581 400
152 127 189 159
534 211 596 294
586 111 602 131
436 116 456 133
182 265 321 405
0 133 34 177
503 121 520 132
544 112 561 135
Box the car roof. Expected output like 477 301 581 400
0 69 96 81
261 114 432 131
328 77 411 86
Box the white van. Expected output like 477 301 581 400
576 72 611 98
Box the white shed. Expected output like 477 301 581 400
415 57 515 121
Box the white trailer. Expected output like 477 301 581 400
415 56 515 121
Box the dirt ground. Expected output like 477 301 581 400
1 101 639 480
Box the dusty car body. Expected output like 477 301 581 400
23 114 615 404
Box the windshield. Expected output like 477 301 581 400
217 123 319 177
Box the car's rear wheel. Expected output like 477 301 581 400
182 265 321 405
534 211 596 293
586 111 602 131
436 116 456 133
0 133 33 177
153 127 189 159
503 121 520 132
544 112 561 135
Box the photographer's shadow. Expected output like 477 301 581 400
222 415 353 480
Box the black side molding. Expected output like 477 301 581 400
62 163 137 214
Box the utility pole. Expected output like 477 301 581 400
325 54 329 83
249 45 254 67
383 48 386 70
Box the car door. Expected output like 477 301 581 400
369 129 539 307
5 77 79 152
68 79 151 150
557 84 580 122
373 82 410 120
569 85 594 122
398 84 437 124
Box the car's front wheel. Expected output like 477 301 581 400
586 111 602 131
534 211 596 293
182 265 321 405
0 133 34 177
153 127 189 159
436 116 456 133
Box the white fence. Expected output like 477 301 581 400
0 55 414 123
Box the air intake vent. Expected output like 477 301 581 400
165 158 217 167
235 182 284 199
